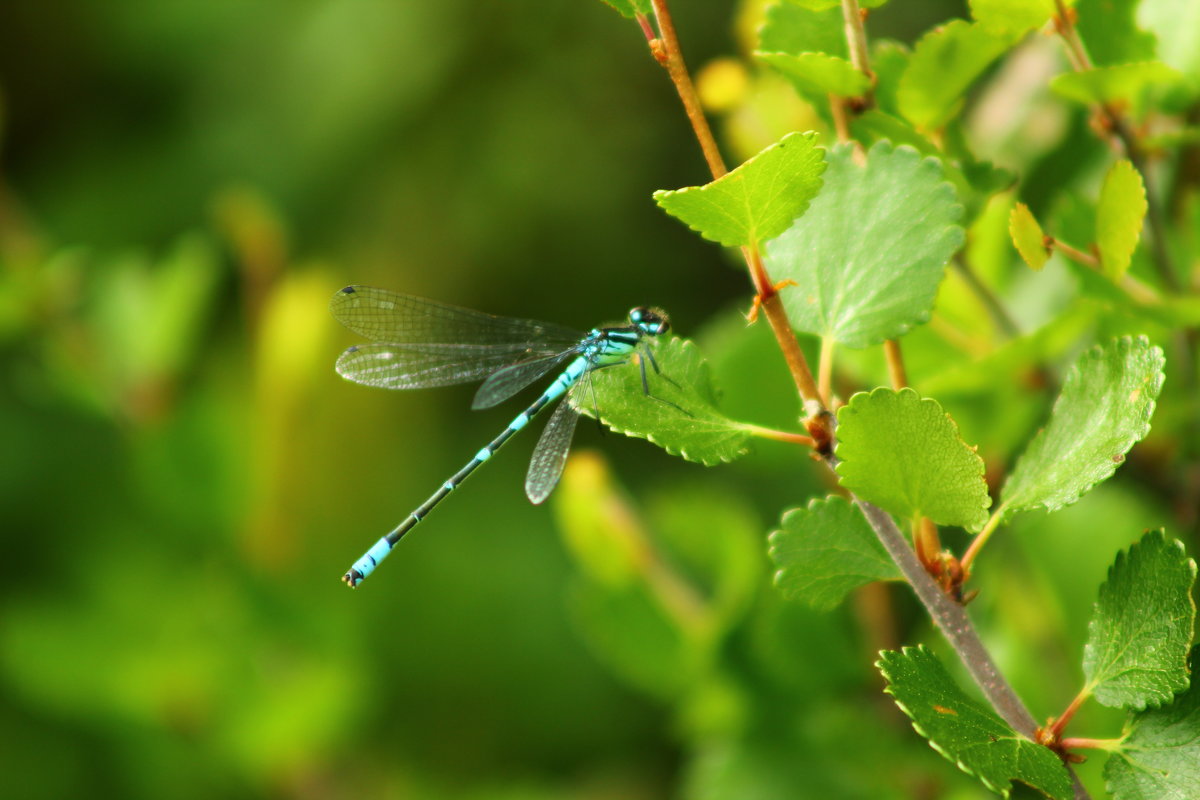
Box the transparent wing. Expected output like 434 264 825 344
330 285 583 350
336 343 561 390
525 398 581 504
471 351 578 409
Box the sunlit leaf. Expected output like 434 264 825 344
898 21 1021 131
969 0 1054 33
769 495 901 611
653 131 826 247
755 52 870 97
878 646 1073 800
578 337 753 465
1096 159 1147 281
765 141 964 348
758 2 846 57
1084 530 1196 709
1000 337 1165 518
835 388 991 532
1009 202 1049 271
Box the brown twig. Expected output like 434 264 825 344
637 10 1087 794
643 4 727 180
646 0 826 422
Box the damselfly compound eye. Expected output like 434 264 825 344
629 306 669 336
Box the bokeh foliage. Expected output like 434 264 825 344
1 0 1196 798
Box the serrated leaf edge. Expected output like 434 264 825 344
878 646 1021 799
1001 335 1165 518
1102 644 1200 798
652 131 824 247
766 495 898 601
753 51 870 96
580 338 753 467
1083 530 1198 710
815 140 966 347
1096 160 1147 280
593 415 751 466
835 386 991 530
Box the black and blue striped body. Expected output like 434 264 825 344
341 313 661 588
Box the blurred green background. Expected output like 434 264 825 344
0 2 765 797
0 0 1157 798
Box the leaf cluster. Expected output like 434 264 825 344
574 0 1200 797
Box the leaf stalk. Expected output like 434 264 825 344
883 339 907 389
960 506 1004 574
742 424 816 448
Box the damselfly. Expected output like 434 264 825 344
331 285 671 587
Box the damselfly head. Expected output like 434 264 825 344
629 306 670 336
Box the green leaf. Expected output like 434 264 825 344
878 646 1073 800
847 112 1013 222
835 388 991 531
768 495 901 611
849 109 936 153
553 452 647 588
596 0 651 18
1096 159 1148 281
1075 0 1156 66
1009 202 1050 270
647 483 764 630
555 461 699 700
1000 337 1165 517
755 52 870 98
969 0 1055 34
765 141 963 348
557 467 763 700
898 21 1021 131
1050 62 1186 118
570 580 693 699
1139 0 1200 79
653 131 826 248
758 3 847 58
1083 530 1196 709
575 336 753 465
1105 645 1200 799
869 40 913 118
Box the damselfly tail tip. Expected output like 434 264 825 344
342 570 363 588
